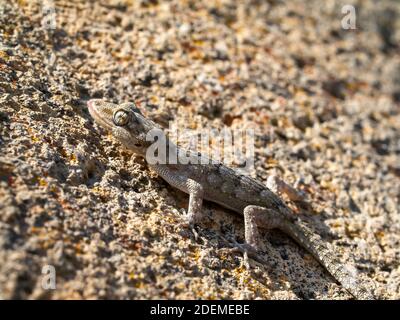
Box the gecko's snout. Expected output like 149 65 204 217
87 99 116 131
87 99 110 118
87 99 100 120
87 99 101 110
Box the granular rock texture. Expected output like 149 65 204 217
0 0 399 299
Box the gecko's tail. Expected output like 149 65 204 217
281 220 374 300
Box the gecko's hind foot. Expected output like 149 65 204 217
266 175 307 202
219 241 261 269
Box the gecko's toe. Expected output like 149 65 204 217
175 217 201 242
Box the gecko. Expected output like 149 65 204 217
87 99 374 300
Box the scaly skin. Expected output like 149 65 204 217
87 99 374 300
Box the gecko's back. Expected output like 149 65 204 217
151 145 290 217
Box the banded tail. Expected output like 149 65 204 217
281 220 374 300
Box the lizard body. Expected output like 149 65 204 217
87 99 374 300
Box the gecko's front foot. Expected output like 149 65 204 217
176 213 200 241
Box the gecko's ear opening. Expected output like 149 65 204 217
121 102 143 115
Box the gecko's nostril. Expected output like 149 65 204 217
87 101 92 109
88 99 102 108
87 100 95 109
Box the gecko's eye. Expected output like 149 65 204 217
113 110 130 126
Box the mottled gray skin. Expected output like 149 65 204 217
87 99 374 300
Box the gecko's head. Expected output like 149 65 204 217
88 99 155 156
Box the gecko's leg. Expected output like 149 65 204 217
223 206 283 266
152 165 206 238
152 165 205 224
186 178 204 226
170 179 204 241
181 179 205 241
266 175 306 202
243 205 283 251
241 205 286 269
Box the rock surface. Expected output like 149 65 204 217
0 0 399 299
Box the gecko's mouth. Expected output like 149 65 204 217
87 99 114 131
